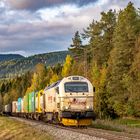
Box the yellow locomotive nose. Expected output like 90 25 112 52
62 118 93 126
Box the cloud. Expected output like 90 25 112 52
0 20 73 56
0 2 102 56
101 0 140 10
0 0 140 56
6 0 97 11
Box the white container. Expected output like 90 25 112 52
12 101 18 113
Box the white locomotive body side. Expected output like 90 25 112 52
44 81 60 113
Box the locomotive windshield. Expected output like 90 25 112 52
64 82 88 92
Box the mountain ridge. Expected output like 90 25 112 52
0 51 69 79
0 54 24 62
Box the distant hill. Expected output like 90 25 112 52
0 54 24 62
0 51 69 79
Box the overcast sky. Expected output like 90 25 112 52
0 0 139 56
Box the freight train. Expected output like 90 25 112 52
4 76 95 126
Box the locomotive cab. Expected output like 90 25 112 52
42 75 95 126
58 76 95 126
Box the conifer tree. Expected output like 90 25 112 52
0 93 2 112
107 2 140 116
69 31 84 61
83 10 116 117
83 10 116 67
127 37 140 116
71 31 82 49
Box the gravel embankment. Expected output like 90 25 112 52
10 117 140 140
10 117 105 140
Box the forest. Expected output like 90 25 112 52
0 2 140 119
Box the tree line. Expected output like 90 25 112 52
0 2 140 118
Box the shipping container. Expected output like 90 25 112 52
35 92 38 112
17 98 23 112
35 90 44 113
4 103 12 113
23 94 29 113
12 101 18 113
28 92 35 113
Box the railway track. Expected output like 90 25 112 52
10 117 140 140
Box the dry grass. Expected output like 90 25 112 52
0 116 53 140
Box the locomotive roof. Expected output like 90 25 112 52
44 76 88 91
44 80 61 91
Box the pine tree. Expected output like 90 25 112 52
71 31 82 49
107 2 140 117
69 31 84 61
127 37 140 117
0 93 3 112
91 63 113 118
83 10 116 117
83 10 116 67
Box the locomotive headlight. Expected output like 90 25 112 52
86 105 92 110
63 106 69 110
65 106 69 109
86 105 90 109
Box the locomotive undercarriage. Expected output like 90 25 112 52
8 110 95 126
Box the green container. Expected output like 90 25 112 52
23 94 29 113
28 92 35 113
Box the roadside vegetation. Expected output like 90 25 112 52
92 118 140 134
0 116 53 140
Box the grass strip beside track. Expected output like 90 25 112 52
92 118 140 135
0 116 53 140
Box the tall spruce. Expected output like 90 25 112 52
83 10 116 118
0 93 2 112
128 37 140 116
84 10 116 67
69 31 84 61
107 2 140 117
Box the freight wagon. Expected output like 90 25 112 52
4 76 95 126
4 104 12 115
